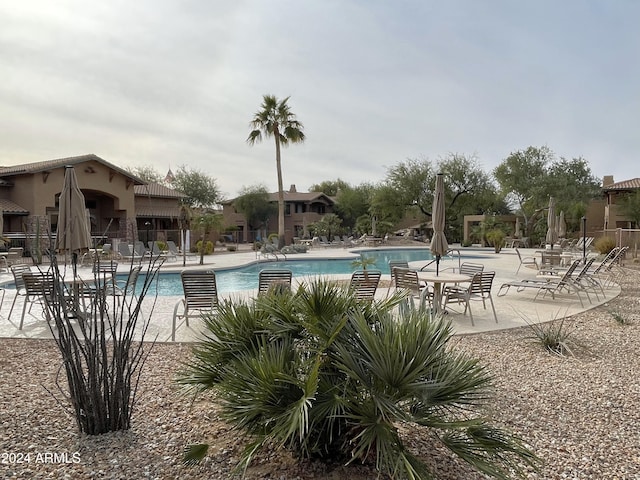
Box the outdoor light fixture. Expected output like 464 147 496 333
145 221 152 244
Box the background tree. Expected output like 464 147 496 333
172 166 221 208
309 179 349 196
309 213 342 240
125 165 163 184
385 157 436 217
494 147 600 241
493 146 554 239
333 183 374 232
193 212 224 265
618 190 640 228
546 157 601 232
247 95 305 248
233 185 277 240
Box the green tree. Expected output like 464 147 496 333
494 147 600 240
172 166 221 208
618 190 640 228
193 212 224 265
309 179 350 196
247 95 305 248
334 183 374 232
309 213 342 240
179 281 538 479
385 157 436 216
125 165 163 184
233 185 277 238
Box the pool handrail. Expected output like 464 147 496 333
419 248 461 271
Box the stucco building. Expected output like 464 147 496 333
0 154 185 250
222 184 336 244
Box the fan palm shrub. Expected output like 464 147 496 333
178 280 537 479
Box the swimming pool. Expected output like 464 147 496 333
138 248 440 295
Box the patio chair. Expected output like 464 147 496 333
442 262 484 298
117 242 142 262
392 267 431 309
149 241 176 261
258 269 293 295
112 265 143 312
443 271 498 326
515 248 538 274
570 257 603 301
349 270 382 301
8 264 32 319
497 259 584 306
172 270 219 341
20 271 57 329
388 260 410 295
588 247 620 287
6 247 24 266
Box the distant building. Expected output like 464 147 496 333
602 175 640 229
222 184 336 244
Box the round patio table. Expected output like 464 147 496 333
416 271 472 314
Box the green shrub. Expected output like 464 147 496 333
178 281 538 479
156 240 168 252
196 240 214 254
486 229 506 253
281 244 307 254
226 245 237 252
527 317 575 356
461 239 473 247
594 236 616 255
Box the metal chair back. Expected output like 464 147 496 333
349 270 381 300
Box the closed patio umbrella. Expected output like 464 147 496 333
545 196 558 249
514 217 521 238
430 173 449 275
56 165 92 272
557 211 567 238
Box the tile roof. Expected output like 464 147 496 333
223 190 333 205
0 154 145 184
603 178 640 191
134 183 186 198
135 206 183 218
0 198 29 214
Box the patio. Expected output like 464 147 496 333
0 245 620 342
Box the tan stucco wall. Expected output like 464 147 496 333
6 160 136 224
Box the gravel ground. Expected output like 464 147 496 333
1 267 639 479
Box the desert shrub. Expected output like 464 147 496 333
45 255 163 434
594 236 616 255
179 281 538 479
196 240 214 254
527 317 576 356
486 229 506 252
281 244 307 254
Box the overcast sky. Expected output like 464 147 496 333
1 1 638 199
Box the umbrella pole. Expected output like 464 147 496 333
436 255 440 275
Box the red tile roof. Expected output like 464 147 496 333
134 182 186 198
603 178 640 191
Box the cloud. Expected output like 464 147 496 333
1 0 639 195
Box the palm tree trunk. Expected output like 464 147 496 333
274 131 285 249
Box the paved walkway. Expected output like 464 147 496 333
0 244 618 342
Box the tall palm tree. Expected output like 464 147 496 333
247 95 305 248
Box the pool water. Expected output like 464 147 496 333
135 248 437 295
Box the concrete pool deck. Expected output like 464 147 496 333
0 244 619 342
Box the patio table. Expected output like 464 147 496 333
416 271 472 314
